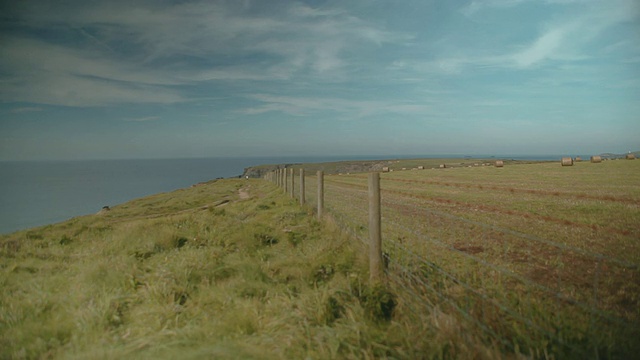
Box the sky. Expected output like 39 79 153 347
1 0 639 161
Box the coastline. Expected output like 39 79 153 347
3 152 636 235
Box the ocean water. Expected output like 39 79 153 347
0 155 396 234
0 154 569 235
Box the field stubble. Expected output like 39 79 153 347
314 159 640 357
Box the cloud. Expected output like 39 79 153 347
0 73 183 107
399 0 640 75
10 107 43 114
124 116 160 122
2 0 634 136
510 26 567 67
0 1 410 107
240 94 433 118
461 0 528 16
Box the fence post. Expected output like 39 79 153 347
282 168 286 190
299 169 305 206
289 168 295 198
280 169 285 189
284 167 288 193
317 171 324 219
280 169 284 188
369 172 383 283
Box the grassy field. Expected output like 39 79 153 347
293 158 640 358
2 158 639 359
0 177 503 359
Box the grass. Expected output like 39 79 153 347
300 158 640 358
3 158 639 359
0 177 505 359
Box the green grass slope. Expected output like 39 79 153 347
0 178 494 359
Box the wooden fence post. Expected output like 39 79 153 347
289 168 295 198
299 169 305 206
317 171 324 219
284 167 288 193
369 172 383 283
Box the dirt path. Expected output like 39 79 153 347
105 187 251 224
238 187 251 200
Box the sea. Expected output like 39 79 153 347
0 154 570 235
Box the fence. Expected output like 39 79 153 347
263 167 640 357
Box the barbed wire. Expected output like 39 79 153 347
383 216 636 328
381 195 638 270
262 172 639 355
386 241 594 355
380 176 640 206
384 253 517 352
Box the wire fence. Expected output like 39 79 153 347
263 168 640 357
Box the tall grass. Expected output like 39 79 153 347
1 178 505 359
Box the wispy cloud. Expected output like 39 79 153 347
395 0 640 76
461 0 528 16
0 1 409 107
240 94 434 118
509 26 569 68
10 107 43 114
124 116 160 122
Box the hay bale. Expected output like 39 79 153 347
590 156 602 163
561 157 573 166
626 153 636 160
495 160 504 168
439 164 446 169
382 166 390 172
574 156 582 162
417 166 424 170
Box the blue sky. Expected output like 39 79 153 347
1 0 638 161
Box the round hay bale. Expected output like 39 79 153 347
561 157 573 166
382 166 390 172
495 160 504 168
574 156 582 162
439 164 446 169
590 156 602 163
417 166 424 170
626 153 636 160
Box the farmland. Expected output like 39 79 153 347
293 158 640 357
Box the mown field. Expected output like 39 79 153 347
294 158 640 358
